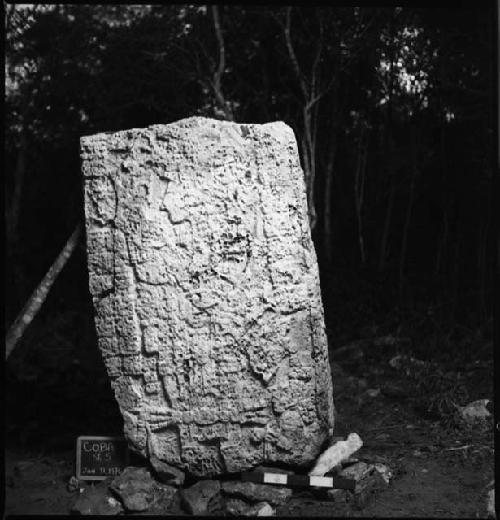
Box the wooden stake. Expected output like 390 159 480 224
5 223 82 359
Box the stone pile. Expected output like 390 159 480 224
71 460 391 516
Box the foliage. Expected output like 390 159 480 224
4 5 494 347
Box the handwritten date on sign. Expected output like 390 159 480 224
76 436 130 481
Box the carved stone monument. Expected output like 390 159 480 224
81 116 334 476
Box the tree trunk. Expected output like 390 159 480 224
478 216 489 318
399 124 418 291
435 121 448 276
378 149 395 272
450 231 461 318
323 143 337 264
211 5 233 121
323 78 341 262
435 208 449 276
354 127 368 265
7 130 27 244
282 7 327 232
6 224 82 360
304 107 318 231
378 19 396 273
6 129 28 316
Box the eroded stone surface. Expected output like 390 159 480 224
109 467 157 512
72 479 124 515
150 456 185 486
326 462 389 507
81 116 334 476
226 498 276 516
181 480 222 515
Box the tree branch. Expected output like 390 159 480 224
211 5 225 91
210 5 233 120
284 7 309 99
310 15 324 96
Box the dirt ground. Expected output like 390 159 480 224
4 342 494 517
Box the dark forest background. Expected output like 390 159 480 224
4 5 496 448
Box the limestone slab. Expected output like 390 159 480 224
81 116 334 476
